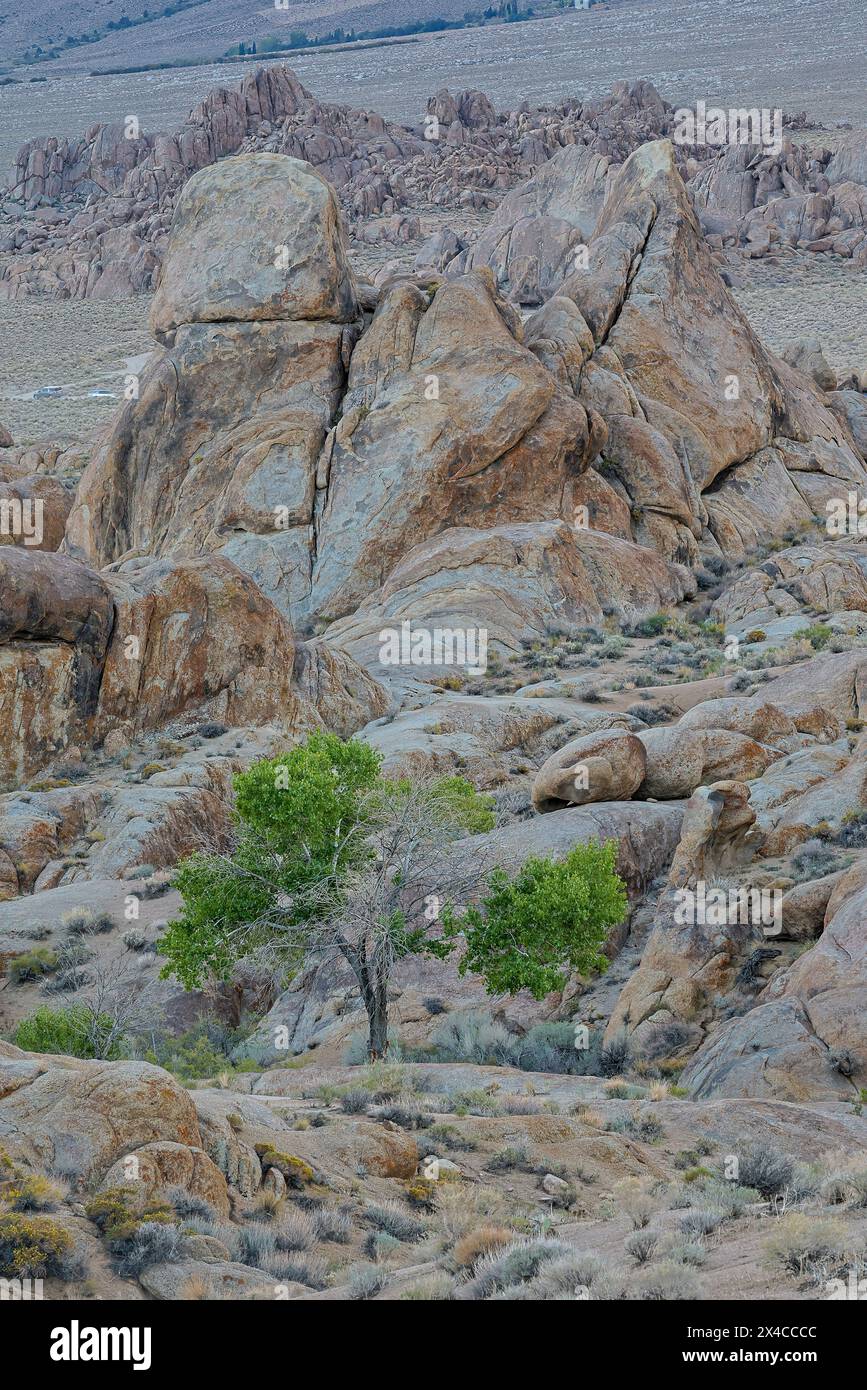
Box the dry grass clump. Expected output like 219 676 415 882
453 1225 514 1269
765 1214 851 1277
436 1183 516 1243
615 1178 657 1230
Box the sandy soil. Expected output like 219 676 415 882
732 253 867 376
0 297 152 446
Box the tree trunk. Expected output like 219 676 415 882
367 982 389 1061
337 937 391 1062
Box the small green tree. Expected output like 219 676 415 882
446 840 627 998
158 733 494 1059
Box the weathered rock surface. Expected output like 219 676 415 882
149 154 358 339
606 782 762 1050
63 153 364 632
326 521 694 689
447 143 610 303
760 648 867 725
0 1045 202 1181
0 470 72 552
100 1140 230 1217
638 725 778 799
711 545 867 629
532 729 646 811
683 872 867 1102
308 270 600 622
292 638 390 738
96 556 310 741
557 140 867 562
0 551 114 787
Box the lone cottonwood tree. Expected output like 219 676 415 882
157 733 495 1059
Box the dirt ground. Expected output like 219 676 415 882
731 251 867 376
0 296 152 446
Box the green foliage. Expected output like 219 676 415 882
159 733 381 987
795 623 833 651
233 732 381 858
9 948 57 983
13 1004 120 1059
0 1212 73 1278
5 1175 63 1212
159 733 493 993
631 612 670 638
140 1018 254 1081
426 776 495 834
448 840 625 997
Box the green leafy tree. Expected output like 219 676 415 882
446 840 627 998
159 733 494 1059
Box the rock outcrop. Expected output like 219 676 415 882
605 782 763 1050
683 870 867 1101
554 140 867 563
0 551 114 787
446 143 611 304
65 153 360 627
0 543 386 787
0 1043 205 1183
532 729 646 811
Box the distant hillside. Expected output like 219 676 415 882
0 0 560 74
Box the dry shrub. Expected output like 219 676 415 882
437 1184 514 1242
454 1225 514 1270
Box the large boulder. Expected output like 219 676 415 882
95 555 313 741
0 551 114 787
681 997 855 1103
0 548 113 651
760 648 867 725
683 871 867 1101
710 546 867 628
292 638 390 738
638 725 777 799
149 154 358 338
0 1046 203 1183
676 697 785 741
100 1140 230 1217
532 729 646 811
64 317 351 616
554 140 867 562
0 470 72 552
780 337 837 392
307 271 600 622
356 693 616 785
0 544 383 786
759 744 867 854
826 130 867 186
606 782 762 1049
65 154 361 622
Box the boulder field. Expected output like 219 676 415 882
1 65 867 1303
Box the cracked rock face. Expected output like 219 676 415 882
0 551 114 786
682 866 867 1102
554 141 867 563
